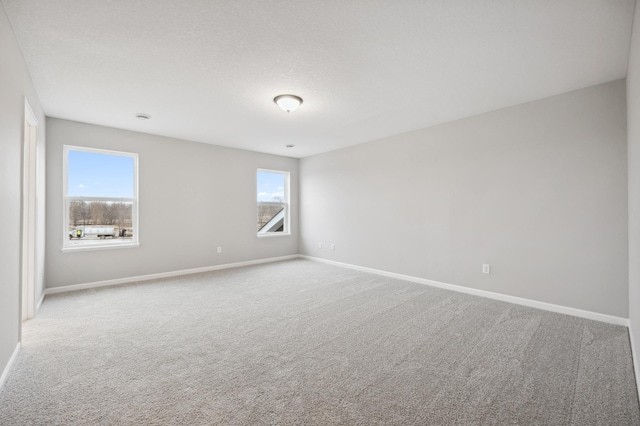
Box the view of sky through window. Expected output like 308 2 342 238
257 170 285 202
67 150 134 198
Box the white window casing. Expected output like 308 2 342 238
62 145 139 251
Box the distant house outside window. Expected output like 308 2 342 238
257 169 290 236
63 146 139 250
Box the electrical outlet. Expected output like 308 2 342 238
331 243 335 251
217 247 222 254
318 242 322 249
482 264 490 274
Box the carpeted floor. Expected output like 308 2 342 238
0 259 638 425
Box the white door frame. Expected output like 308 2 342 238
21 99 38 321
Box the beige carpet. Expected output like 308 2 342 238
0 259 638 425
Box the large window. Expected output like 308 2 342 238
63 146 138 250
257 169 290 236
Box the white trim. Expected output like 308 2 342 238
62 145 139 251
64 145 134 157
45 255 298 295
21 99 38 321
257 232 292 238
36 290 46 312
0 343 20 390
257 168 290 235
24 97 38 126
42 253 629 327
62 242 140 253
66 196 134 202
629 325 640 396
299 255 629 327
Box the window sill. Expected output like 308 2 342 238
62 242 140 253
257 233 292 239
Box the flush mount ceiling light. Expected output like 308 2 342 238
135 113 151 120
274 94 303 113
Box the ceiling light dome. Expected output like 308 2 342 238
274 94 303 113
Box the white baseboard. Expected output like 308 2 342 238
0 343 20 390
43 253 629 327
299 255 629 327
45 255 299 295
36 290 45 312
629 325 640 395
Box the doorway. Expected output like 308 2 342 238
21 99 38 321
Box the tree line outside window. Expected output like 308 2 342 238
68 200 133 228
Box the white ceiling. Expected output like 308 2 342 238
2 0 636 158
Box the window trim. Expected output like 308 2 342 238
256 168 291 237
62 145 139 252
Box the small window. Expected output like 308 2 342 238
257 169 290 236
63 146 139 250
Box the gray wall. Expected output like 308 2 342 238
0 6 46 377
46 118 298 288
299 80 628 318
628 3 640 366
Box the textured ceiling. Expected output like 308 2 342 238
1 0 636 158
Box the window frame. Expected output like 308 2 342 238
256 168 291 238
62 145 140 252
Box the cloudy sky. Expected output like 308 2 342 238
67 150 135 198
257 170 286 202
